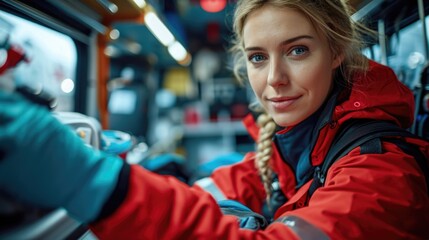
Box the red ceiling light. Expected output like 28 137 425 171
200 0 226 13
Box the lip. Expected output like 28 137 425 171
267 95 301 110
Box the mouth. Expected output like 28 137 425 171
267 95 301 110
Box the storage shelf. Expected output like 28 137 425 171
183 121 247 137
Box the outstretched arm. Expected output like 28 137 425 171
0 91 306 239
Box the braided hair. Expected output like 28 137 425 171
255 113 276 203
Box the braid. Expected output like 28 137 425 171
256 113 276 204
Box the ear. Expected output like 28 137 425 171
331 53 344 69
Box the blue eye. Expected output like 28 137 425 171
290 46 308 56
249 54 266 63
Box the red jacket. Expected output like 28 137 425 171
90 61 429 239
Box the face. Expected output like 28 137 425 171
243 5 343 127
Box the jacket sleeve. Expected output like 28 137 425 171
89 164 302 240
274 141 429 240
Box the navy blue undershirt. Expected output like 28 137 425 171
274 108 323 188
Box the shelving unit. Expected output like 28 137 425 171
181 120 254 171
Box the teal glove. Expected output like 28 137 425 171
218 200 268 230
0 91 124 223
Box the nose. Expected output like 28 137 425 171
267 57 288 87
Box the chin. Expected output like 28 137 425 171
272 115 301 128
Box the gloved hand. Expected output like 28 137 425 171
218 200 268 230
0 91 124 223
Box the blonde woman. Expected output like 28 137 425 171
0 0 428 239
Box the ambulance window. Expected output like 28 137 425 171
387 16 429 89
363 45 382 63
0 10 77 111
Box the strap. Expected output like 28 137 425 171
322 120 416 173
309 119 424 198
360 137 382 154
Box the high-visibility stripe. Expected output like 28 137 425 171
275 215 330 240
194 177 226 201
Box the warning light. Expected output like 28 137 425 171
200 0 226 13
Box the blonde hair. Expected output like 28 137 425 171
231 0 372 200
255 113 276 203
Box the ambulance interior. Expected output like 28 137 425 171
0 0 428 239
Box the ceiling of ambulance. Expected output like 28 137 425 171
0 0 427 69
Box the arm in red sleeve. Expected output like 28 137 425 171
90 164 302 240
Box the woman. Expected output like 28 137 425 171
0 0 428 239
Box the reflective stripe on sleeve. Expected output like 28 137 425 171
194 177 226 201
275 215 330 240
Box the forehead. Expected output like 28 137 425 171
242 5 318 46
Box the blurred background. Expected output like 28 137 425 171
0 0 428 172
0 0 428 239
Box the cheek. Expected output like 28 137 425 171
312 74 333 108
299 62 333 95
247 69 266 99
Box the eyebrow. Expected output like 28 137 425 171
244 35 314 51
